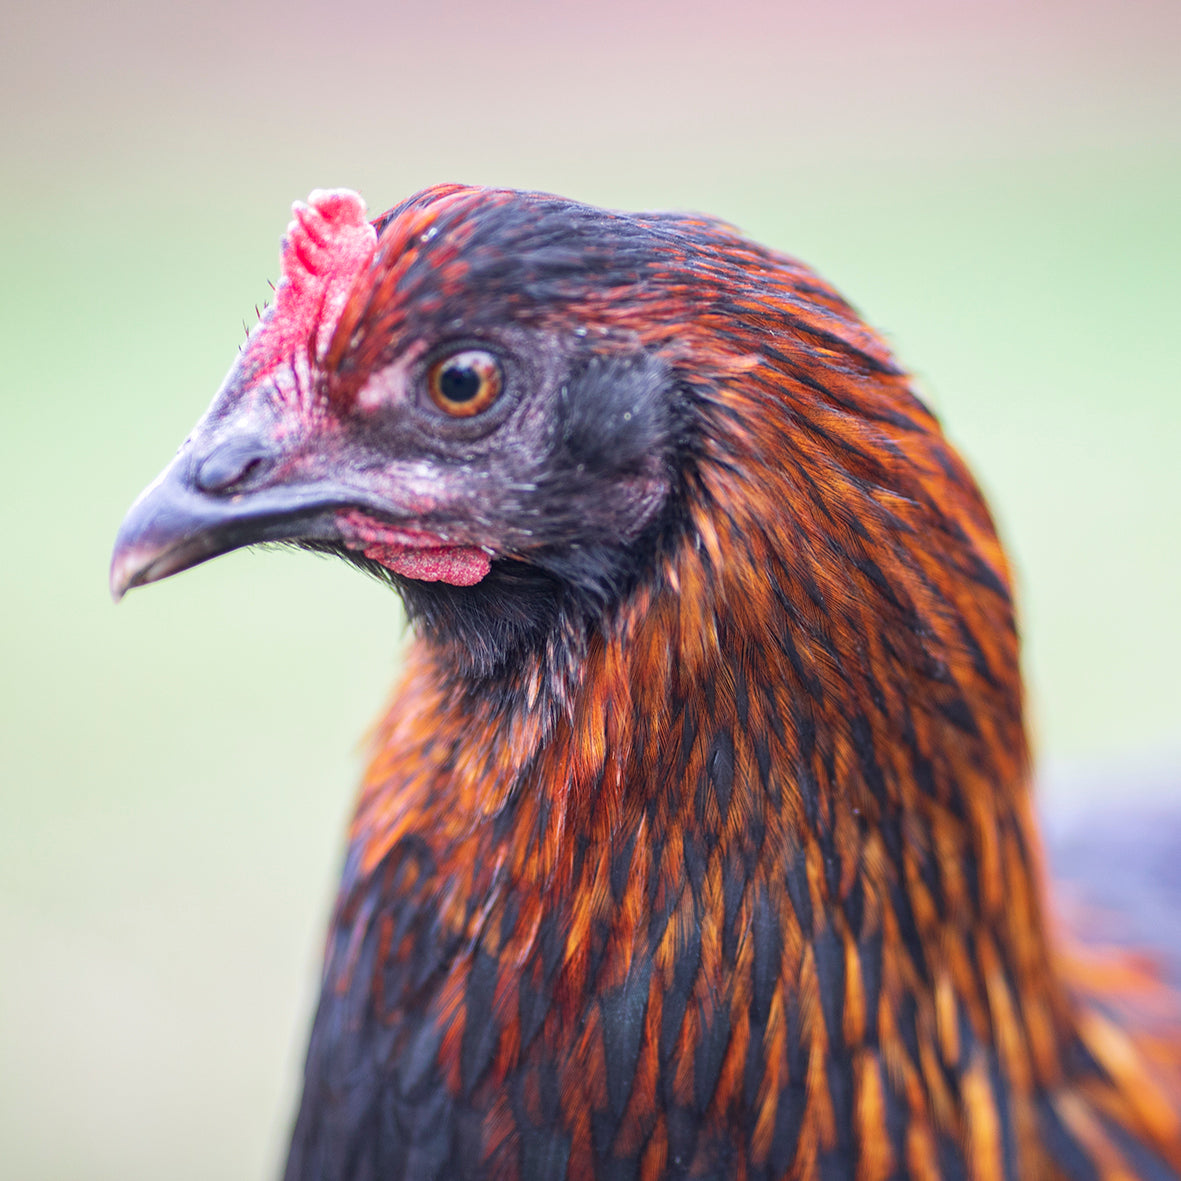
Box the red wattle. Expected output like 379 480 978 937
335 510 492 587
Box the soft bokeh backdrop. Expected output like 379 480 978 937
2 1 1178 1177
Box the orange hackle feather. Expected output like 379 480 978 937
113 184 1181 1180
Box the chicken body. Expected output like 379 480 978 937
112 186 1181 1180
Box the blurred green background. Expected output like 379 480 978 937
2 1 1178 1177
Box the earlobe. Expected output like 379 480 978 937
557 352 675 475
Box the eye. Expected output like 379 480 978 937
427 349 503 417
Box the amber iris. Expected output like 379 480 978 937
427 349 503 416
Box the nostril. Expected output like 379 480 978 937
194 439 277 494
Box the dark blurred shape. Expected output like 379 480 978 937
1047 764 1181 991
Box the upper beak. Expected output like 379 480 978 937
109 446 348 601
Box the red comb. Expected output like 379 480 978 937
241 188 378 384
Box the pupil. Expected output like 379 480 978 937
440 364 481 403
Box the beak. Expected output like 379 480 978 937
110 420 494 600
109 444 356 601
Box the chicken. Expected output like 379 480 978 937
110 186 1181 1180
